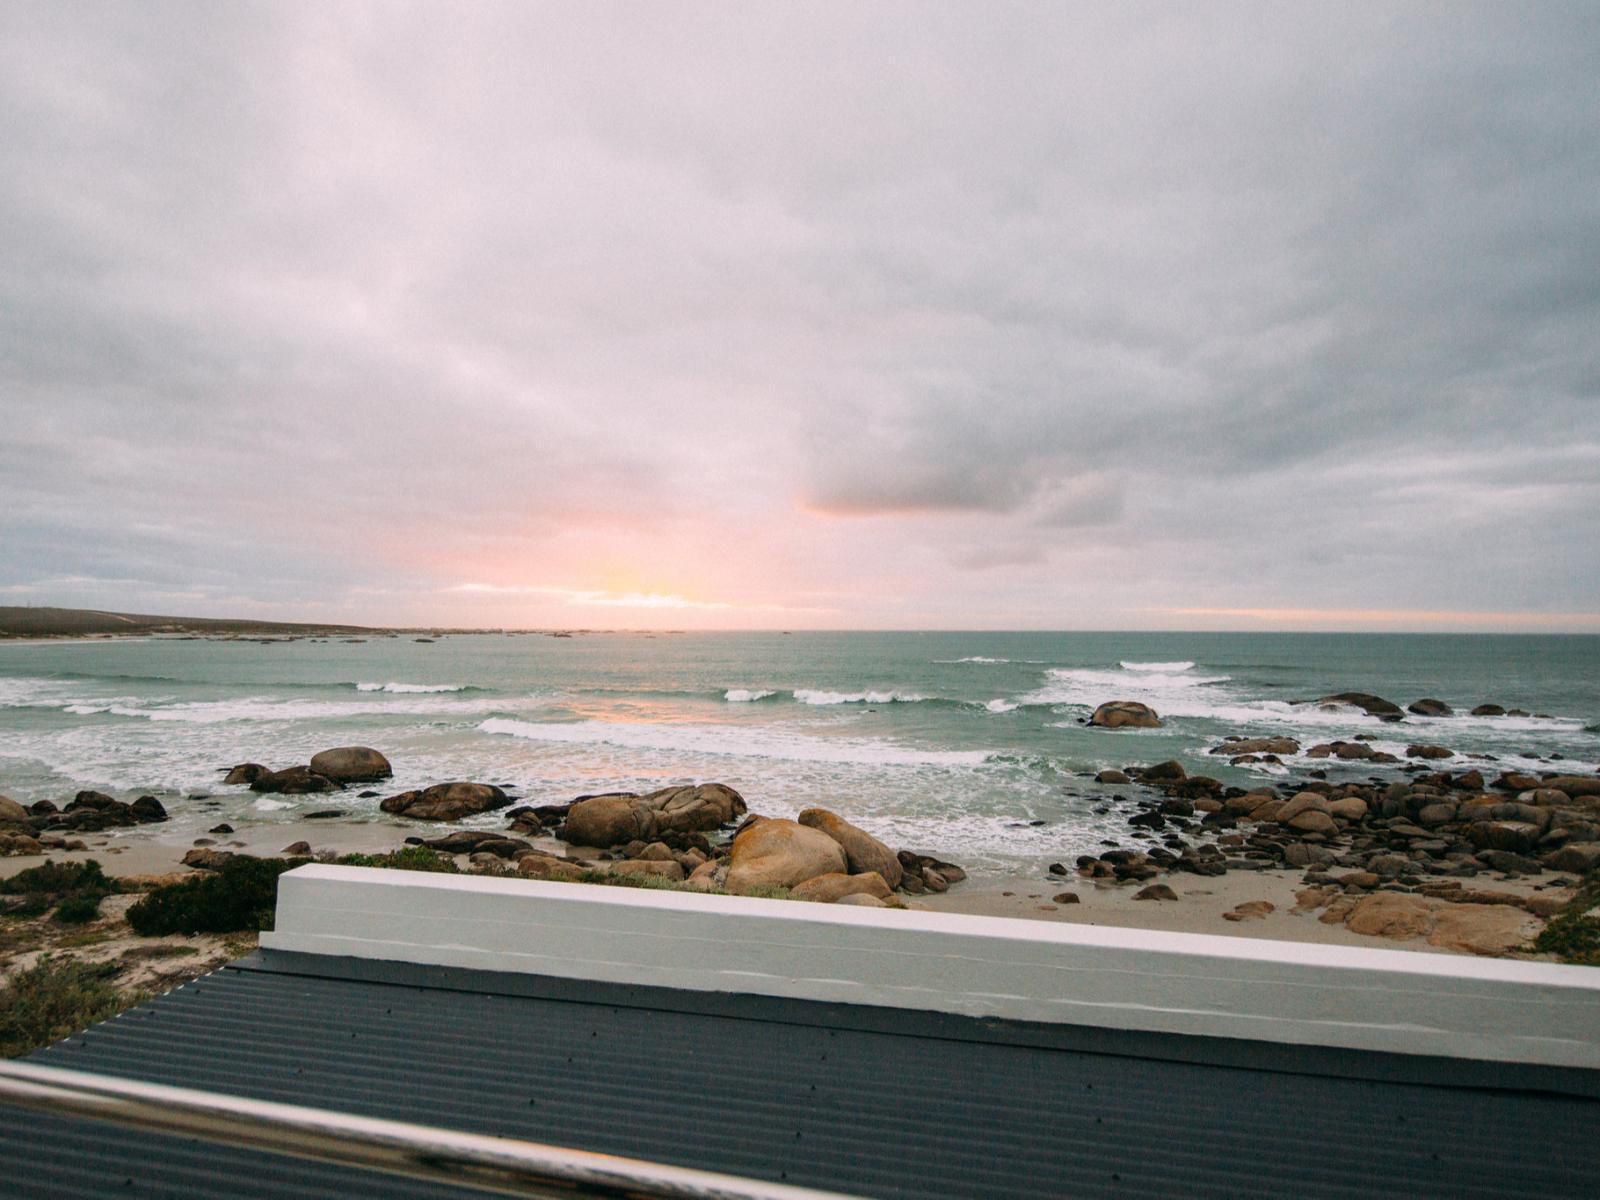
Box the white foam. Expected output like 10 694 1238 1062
985 698 1019 713
793 689 928 706
1119 660 1195 672
253 797 292 811
53 694 511 724
935 656 1011 664
355 682 468 694
723 689 776 703
477 717 990 768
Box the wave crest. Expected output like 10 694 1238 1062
723 688 777 703
794 689 928 706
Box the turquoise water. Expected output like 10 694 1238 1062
1 632 1596 876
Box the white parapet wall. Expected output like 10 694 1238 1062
262 864 1600 1069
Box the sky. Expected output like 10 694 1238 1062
2 2 1598 632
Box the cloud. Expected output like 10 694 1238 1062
0 2 1596 629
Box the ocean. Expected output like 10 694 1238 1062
1 631 1596 877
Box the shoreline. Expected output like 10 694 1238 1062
1 814 1575 961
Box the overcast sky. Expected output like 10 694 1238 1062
2 2 1597 631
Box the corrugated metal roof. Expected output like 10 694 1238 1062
4 951 1597 1199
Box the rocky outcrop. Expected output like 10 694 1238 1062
1316 692 1404 721
724 818 847 894
1089 701 1161 729
560 784 747 847
308 746 392 784
380 782 511 821
0 795 28 825
222 763 267 785
796 808 902 888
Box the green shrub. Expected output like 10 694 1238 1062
126 856 301 936
51 895 104 924
333 846 459 873
0 955 126 1058
0 860 115 920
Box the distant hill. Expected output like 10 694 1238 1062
0 606 382 639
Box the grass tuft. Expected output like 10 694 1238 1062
1530 870 1600 965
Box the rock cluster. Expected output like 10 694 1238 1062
1072 750 1600 953
224 747 393 795
380 783 511 821
1 791 169 853
527 787 965 905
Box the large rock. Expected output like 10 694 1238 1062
797 808 902 888
1341 893 1433 940
0 795 28 824
1466 820 1543 854
724 818 847 895
380 782 510 821
308 746 392 784
561 784 747 847
1470 704 1506 717
1317 692 1405 721
1088 701 1161 729
1541 775 1600 800
250 766 337 795
222 763 267 786
1406 744 1455 760
790 872 894 904
1408 698 1454 717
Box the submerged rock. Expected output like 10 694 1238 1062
1408 698 1453 717
250 766 337 795
1316 692 1405 721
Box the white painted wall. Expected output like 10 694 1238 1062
262 865 1600 1068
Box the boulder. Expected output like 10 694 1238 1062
1088 701 1161 729
724 818 847 894
790 872 894 904
250 766 337 795
0 795 28 824
1276 792 1328 823
834 893 890 908
379 782 510 821
1546 844 1600 874
1095 769 1130 784
560 784 748 848
1541 775 1600 799
1137 760 1186 783
1406 744 1454 760
797 809 902 888
129 795 169 823
1288 810 1338 835
281 841 312 855
1326 796 1369 821
1408 698 1453 717
1133 884 1178 901
561 794 645 846
1466 820 1543 854
420 831 530 857
181 848 235 871
222 763 267 786
1223 901 1275 921
1470 704 1506 717
1317 692 1404 721
517 855 588 882
308 746 393 784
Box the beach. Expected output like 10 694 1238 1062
3 627 1597 970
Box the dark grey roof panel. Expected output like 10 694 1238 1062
4 957 1597 1200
